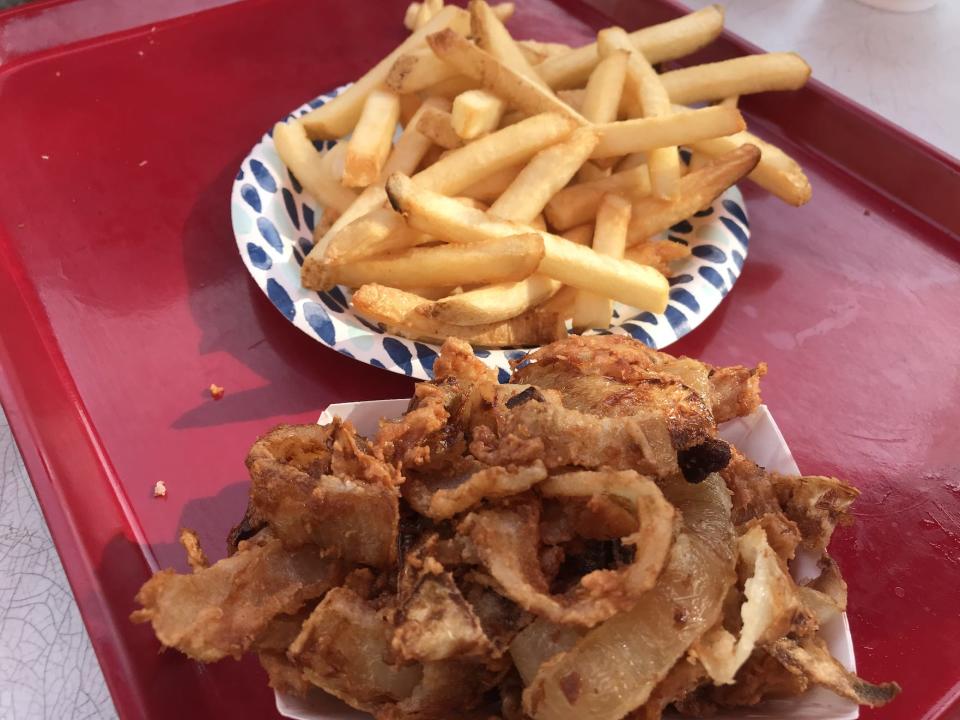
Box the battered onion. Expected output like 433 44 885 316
521 474 736 720
462 471 676 629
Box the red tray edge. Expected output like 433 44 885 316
0 231 155 720
0 2 957 719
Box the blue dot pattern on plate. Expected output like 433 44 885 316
232 84 751 381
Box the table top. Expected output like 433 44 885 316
0 1 956 719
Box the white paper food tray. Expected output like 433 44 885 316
277 401 858 720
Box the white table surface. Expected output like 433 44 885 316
0 0 956 718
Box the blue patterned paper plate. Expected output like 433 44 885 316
231 85 750 381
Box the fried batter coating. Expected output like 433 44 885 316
132 334 898 718
131 530 343 662
246 421 400 567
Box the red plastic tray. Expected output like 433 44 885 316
0 0 957 718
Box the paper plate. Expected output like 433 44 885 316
231 85 751 381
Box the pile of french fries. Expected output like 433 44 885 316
273 1 812 348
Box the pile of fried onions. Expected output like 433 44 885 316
132 336 899 719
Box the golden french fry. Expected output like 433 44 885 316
561 223 595 246
598 27 680 199
575 161 610 183
626 240 692 275
545 164 651 230
459 162 524 202
386 173 668 311
272 121 358 214
415 104 463 149
498 109 527 128
398 93 424 126
425 275 562 324
591 105 744 159
720 95 740 108
529 214 547 232
342 89 401 188
556 88 585 113
628 144 761 244
573 194 632 331
538 283 577 319
397 285 457 300
470 0 546 87
519 39 573 65
686 124 811 206
318 139 347 183
413 0 434 30
309 98 442 265
414 111 577 192
404 2 422 31
491 2 514 22
687 151 712 172
300 6 466 138
386 48 460 94
451 90 506 140
616 151 647 172
580 50 628 123
427 29 587 125
305 112 578 287
537 5 725 89
661 53 811 105
421 75 480 99
489 127 599 223
352 284 566 346
331 234 544 289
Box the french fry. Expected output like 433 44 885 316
451 90 506 140
398 93 424 126
580 50 628 123
272 121 358 214
459 162 524 202
470 0 546 87
421 75 480 99
490 2 515 22
425 275 562 324
626 240 692 275
519 39 573 65
318 139 347 183
352 284 566 346
616 151 647 172
489 127 599 223
427 29 587 125
536 5 725 89
660 53 811 105
575 161 610 183
415 105 463 149
556 88 585 112
598 27 681 200
545 164 651 230
498 109 527 128
561 223 595 246
538 284 577 319
342 89 401 187
330 234 544 289
386 173 669 311
300 5 466 138
573 194 632 331
386 49 460 94
404 2 422 31
687 151 713 173
304 112 578 287
413 0 435 30
686 124 812 206
309 98 442 263
591 105 744 158
627 144 761 244
414 112 577 193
